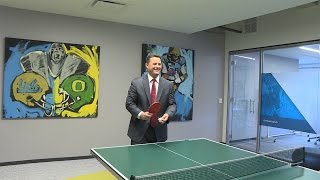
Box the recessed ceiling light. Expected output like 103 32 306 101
299 46 320 53
234 55 255 60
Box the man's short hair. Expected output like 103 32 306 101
146 54 161 64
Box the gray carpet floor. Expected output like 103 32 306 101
0 158 106 180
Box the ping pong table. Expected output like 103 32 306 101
91 138 320 179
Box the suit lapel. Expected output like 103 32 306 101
143 75 152 105
157 77 164 102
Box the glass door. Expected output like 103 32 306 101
227 51 261 151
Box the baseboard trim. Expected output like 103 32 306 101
229 138 256 143
0 155 93 167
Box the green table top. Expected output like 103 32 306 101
91 138 320 180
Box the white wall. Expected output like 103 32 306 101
0 6 225 162
263 54 299 73
226 6 320 52
223 5 320 141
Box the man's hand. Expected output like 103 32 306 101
158 113 169 124
140 111 152 120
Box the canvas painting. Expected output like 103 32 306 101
142 44 194 121
3 37 100 119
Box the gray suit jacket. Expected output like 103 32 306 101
126 74 176 142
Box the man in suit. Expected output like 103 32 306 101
126 54 176 144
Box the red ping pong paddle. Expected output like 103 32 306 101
148 102 161 113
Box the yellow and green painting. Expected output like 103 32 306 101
3 37 99 119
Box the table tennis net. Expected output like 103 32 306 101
263 147 305 164
130 147 304 180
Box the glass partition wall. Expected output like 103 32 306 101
227 51 260 152
227 41 320 154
